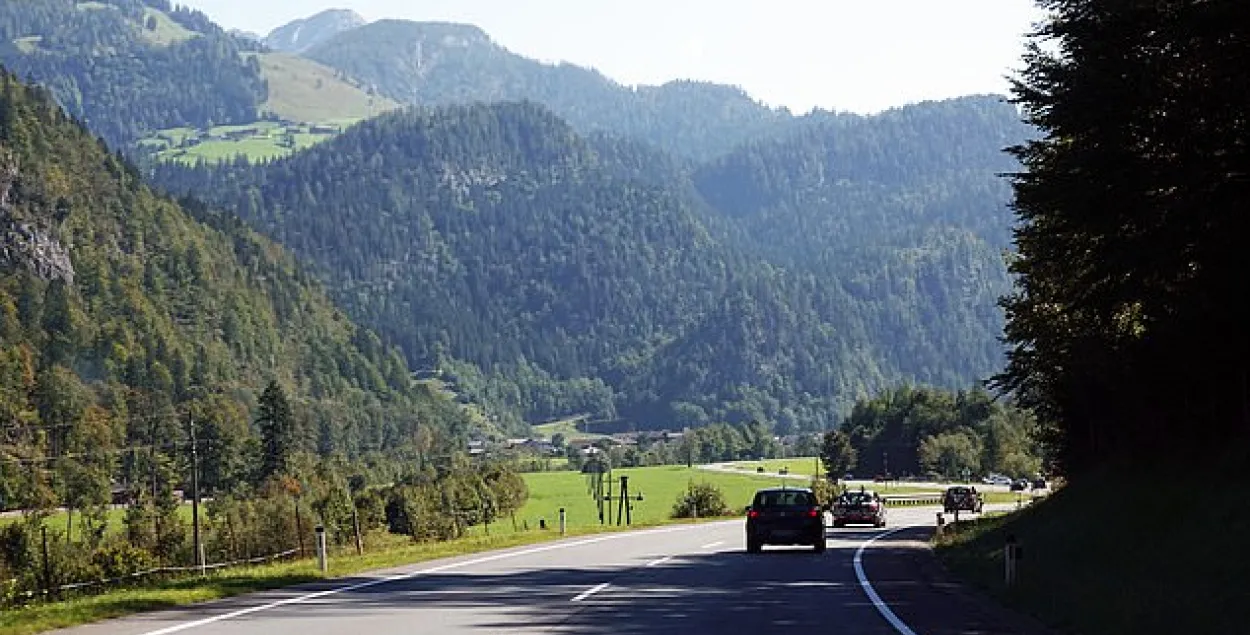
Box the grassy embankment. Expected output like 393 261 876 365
0 465 784 635
934 453 1250 635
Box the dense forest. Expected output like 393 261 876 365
0 67 477 510
151 96 1029 434
0 67 536 601
994 0 1250 473
0 0 266 150
834 386 1041 479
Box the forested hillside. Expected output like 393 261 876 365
0 68 469 513
0 0 266 150
302 20 797 161
152 97 1029 434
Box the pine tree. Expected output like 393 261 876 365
996 0 1250 472
256 380 295 480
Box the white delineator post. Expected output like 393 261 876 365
315 525 328 574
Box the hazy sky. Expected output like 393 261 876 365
181 0 1044 115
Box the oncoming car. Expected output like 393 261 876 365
745 487 826 553
831 488 887 528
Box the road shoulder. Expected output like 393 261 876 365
859 525 1061 635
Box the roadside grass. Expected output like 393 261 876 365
0 465 773 634
934 458 1250 635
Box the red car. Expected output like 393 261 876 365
832 489 887 528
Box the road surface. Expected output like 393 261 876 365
53 505 1047 635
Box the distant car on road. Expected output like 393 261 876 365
1010 478 1030 492
943 486 984 514
745 487 826 554
831 488 887 528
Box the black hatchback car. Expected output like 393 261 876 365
745 487 825 553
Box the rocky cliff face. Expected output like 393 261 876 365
0 154 75 284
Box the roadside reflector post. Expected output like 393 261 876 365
1005 534 1018 587
936 512 945 537
559 508 567 536
315 525 328 574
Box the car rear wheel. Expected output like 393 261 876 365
813 539 826 553
746 537 762 554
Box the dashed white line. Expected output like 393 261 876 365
853 526 920 635
700 541 724 549
136 522 733 635
571 582 610 602
644 555 674 567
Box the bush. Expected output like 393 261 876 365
671 481 730 519
809 477 837 508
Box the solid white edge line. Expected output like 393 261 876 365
644 555 674 567
853 525 921 635
570 582 610 602
138 521 731 635
699 541 724 549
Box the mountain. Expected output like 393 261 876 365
302 20 797 161
264 9 367 54
0 0 392 162
151 97 1028 434
0 0 266 150
0 68 470 504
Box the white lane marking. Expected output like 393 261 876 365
700 541 724 549
644 555 674 567
853 526 920 635
138 522 732 635
570 582 610 602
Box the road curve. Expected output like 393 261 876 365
51 506 1040 635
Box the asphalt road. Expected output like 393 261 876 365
54 505 1043 635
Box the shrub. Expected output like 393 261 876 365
671 481 730 519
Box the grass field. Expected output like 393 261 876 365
530 416 612 441
935 456 1250 635
256 52 401 123
508 464 804 531
0 504 195 538
147 121 350 164
135 52 403 165
138 7 198 46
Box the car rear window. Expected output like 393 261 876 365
753 490 816 507
840 492 874 505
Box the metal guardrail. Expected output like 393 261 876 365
881 494 943 506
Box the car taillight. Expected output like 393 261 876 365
748 510 759 519
808 508 820 518
868 503 878 511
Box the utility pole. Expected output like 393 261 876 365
189 411 202 573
